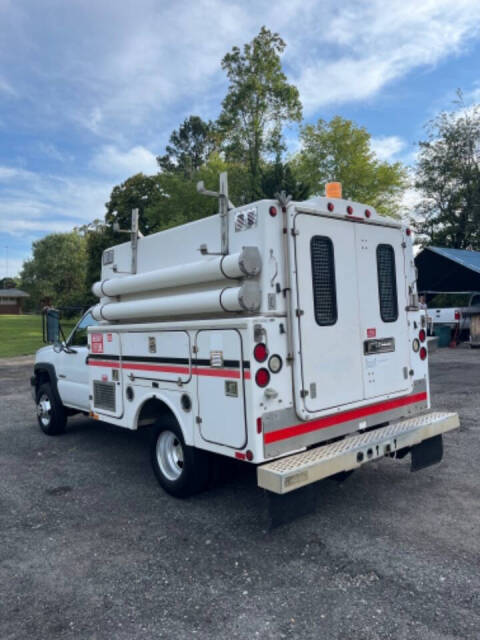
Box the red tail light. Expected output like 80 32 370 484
255 368 270 387
256 417 263 434
406 228 411 236
269 206 277 217
347 205 353 215
419 346 427 361
246 450 254 461
327 202 334 212
454 311 461 321
419 329 426 342
253 343 268 362
365 209 371 218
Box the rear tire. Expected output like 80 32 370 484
36 383 67 435
151 416 210 498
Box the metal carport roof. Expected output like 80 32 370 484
415 246 480 293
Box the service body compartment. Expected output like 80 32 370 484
195 329 247 449
120 330 191 384
88 330 124 418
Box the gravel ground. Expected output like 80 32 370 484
0 349 479 639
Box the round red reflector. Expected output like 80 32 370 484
327 202 334 212
406 228 411 236
347 205 353 215
454 310 461 320
419 346 427 361
253 343 268 362
246 450 254 461
255 368 270 387
269 206 277 217
365 209 371 218
419 329 426 342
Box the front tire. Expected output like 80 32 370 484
151 416 210 498
36 383 67 435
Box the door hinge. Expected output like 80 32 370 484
192 345 198 354
295 308 304 317
195 416 202 424
300 389 309 398
291 228 299 236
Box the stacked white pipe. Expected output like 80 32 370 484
91 247 262 322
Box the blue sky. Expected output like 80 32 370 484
1 0 480 277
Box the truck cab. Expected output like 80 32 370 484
32 309 98 429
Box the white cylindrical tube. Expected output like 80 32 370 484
91 282 261 322
92 247 261 299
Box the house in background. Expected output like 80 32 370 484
0 288 30 314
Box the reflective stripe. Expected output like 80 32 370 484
264 392 428 444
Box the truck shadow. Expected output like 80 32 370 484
63 414 373 530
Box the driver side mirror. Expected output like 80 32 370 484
43 308 60 345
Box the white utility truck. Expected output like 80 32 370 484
32 175 459 498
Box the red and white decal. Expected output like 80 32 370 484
367 328 376 338
91 333 104 354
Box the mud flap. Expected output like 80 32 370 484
265 483 319 529
411 434 443 472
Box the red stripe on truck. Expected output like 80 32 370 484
264 392 428 444
88 360 251 380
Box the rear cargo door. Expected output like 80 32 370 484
354 225 412 399
292 213 364 413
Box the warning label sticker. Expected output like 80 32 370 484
367 328 376 338
91 333 104 354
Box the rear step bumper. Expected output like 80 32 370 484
257 412 459 494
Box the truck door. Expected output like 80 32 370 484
354 225 412 399
195 329 247 449
57 311 98 411
292 213 365 414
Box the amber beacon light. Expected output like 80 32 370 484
325 182 342 198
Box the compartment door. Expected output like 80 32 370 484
195 329 247 449
292 213 365 414
354 225 412 399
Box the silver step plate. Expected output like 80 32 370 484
257 412 460 494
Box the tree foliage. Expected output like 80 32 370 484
218 26 302 199
157 116 217 179
20 232 88 311
292 116 408 216
414 97 480 249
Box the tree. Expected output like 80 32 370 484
157 116 217 179
20 232 88 312
260 160 310 200
218 26 302 200
414 96 480 248
292 116 408 217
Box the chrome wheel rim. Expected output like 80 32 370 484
156 430 184 482
37 393 52 427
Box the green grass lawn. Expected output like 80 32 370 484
0 315 79 358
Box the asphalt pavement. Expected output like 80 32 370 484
0 349 479 639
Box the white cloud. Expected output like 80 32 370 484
292 0 480 113
370 136 407 161
0 165 112 235
90 145 158 178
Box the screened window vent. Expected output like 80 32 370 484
377 244 398 322
93 381 116 412
310 236 337 326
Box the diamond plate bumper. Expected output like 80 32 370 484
257 411 460 494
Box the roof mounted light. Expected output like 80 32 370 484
325 182 342 199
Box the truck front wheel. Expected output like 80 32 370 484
151 417 210 498
36 383 67 436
